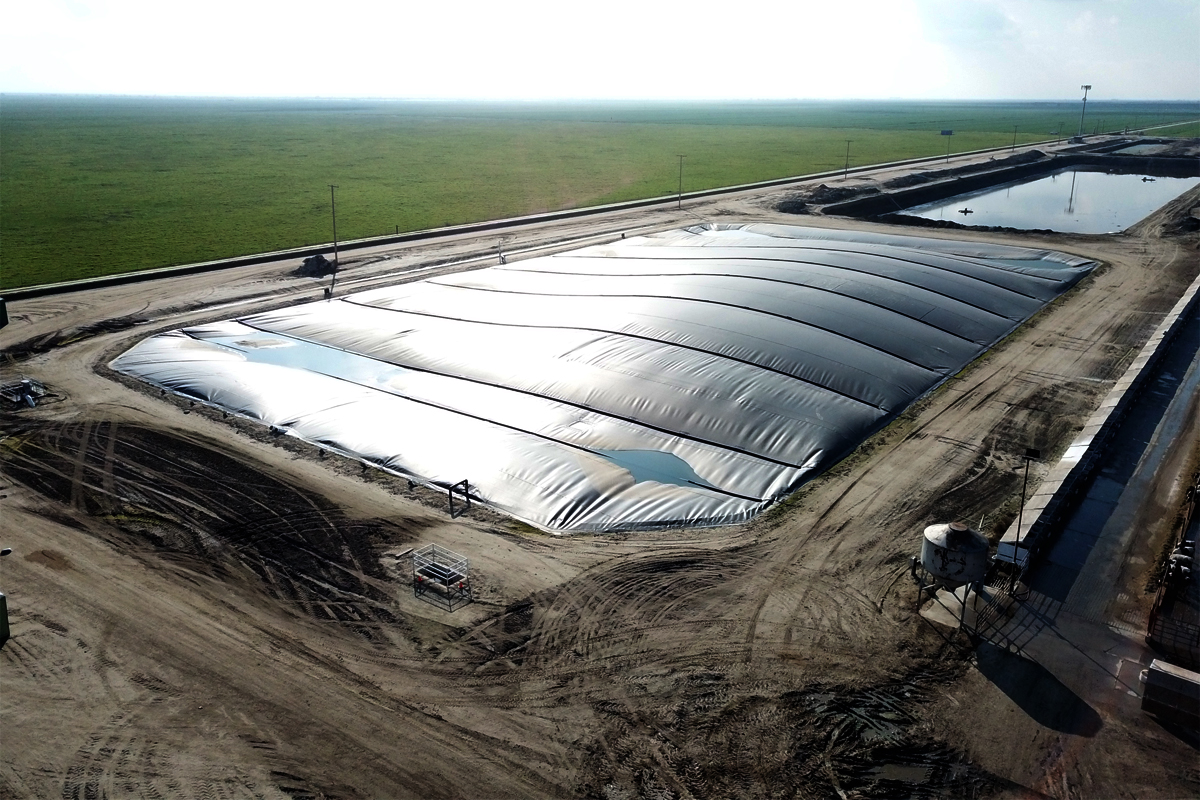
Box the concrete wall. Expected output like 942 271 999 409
996 270 1200 568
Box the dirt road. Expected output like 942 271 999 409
2 158 1198 798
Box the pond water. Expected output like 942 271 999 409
1113 143 1170 155
902 168 1200 234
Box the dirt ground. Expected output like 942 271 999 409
2 142 1199 799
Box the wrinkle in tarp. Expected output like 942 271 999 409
112 224 1095 532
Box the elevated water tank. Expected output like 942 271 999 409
920 522 989 589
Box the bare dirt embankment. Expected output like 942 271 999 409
2 151 1199 798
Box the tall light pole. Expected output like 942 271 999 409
328 184 340 296
1077 84 1092 137
843 140 852 179
676 155 686 209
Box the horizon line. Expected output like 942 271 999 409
3 92 1199 104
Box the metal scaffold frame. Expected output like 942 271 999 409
412 544 473 611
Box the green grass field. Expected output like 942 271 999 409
2 96 1197 290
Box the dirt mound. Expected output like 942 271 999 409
884 150 1047 190
777 183 879 214
294 254 338 278
3 316 147 364
809 183 880 204
776 196 809 214
873 212 1059 235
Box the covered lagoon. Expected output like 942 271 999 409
902 168 1200 234
112 224 1096 532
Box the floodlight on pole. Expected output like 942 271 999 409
843 140 852 179
1077 84 1092 137
676 155 686 209
329 184 340 296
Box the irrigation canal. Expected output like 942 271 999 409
1026 297 1200 625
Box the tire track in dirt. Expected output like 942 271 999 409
59 709 283 800
742 362 1010 664
496 549 752 672
67 420 91 512
2 420 421 632
742 473 874 663
101 421 118 496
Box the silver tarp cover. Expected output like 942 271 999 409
112 223 1095 532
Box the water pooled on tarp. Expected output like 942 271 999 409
595 449 717 491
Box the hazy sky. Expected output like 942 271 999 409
2 0 1197 100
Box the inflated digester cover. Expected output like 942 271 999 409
112 224 1095 532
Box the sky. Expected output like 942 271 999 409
1 0 1197 101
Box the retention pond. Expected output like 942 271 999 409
901 168 1200 234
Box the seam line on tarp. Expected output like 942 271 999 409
640 235 1080 286
501 257 1023 319
226 320 830 472
399 284 944 372
335 299 902 409
455 269 990 343
570 246 1063 300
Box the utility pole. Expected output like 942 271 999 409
1077 84 1092 137
329 184 340 297
1011 125 1018 152
676 155 686 209
843 140 852 179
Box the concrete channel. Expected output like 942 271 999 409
997 269 1200 601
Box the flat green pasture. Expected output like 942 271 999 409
2 96 1196 290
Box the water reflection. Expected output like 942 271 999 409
903 169 1200 234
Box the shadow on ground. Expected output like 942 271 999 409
975 642 1104 736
